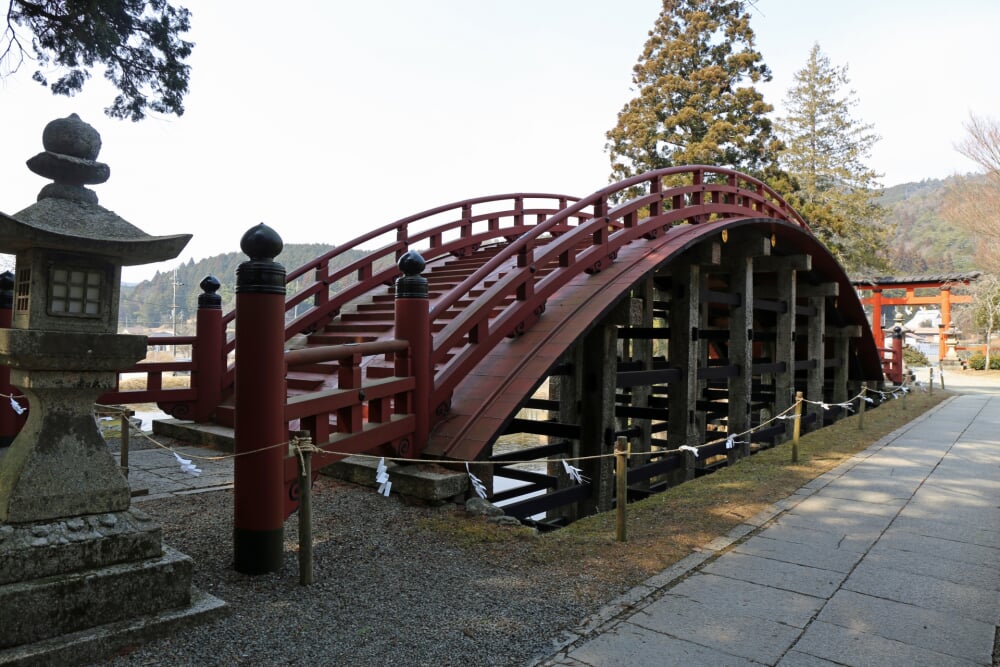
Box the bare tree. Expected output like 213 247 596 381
943 113 1000 273
972 273 1000 368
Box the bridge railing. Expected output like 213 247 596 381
107 193 587 421
278 339 416 518
100 336 197 402
427 166 809 417
246 192 589 350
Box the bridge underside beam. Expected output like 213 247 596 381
498 230 868 522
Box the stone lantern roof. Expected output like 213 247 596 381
0 113 190 264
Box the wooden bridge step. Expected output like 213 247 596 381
308 333 379 345
286 374 327 391
339 312 395 323
329 323 393 333
365 365 396 379
356 302 395 312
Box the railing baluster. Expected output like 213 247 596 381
336 353 363 433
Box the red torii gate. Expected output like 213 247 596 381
853 272 980 359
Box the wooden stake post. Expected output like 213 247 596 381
858 382 867 430
615 437 628 543
295 431 314 586
792 391 803 463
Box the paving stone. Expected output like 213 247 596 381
790 493 905 517
846 457 935 480
768 512 889 553
906 481 998 509
776 649 849 666
565 621 760 667
870 529 1000 571
817 589 996 663
629 594 801 664
815 477 916 504
788 619 980 667
843 561 1000 625
862 542 1000 590
701 551 846 599
734 535 863 574
664 573 824 628
889 513 1000 549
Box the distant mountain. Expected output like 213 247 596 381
882 177 978 274
119 244 372 333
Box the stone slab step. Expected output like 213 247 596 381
321 455 468 502
0 586 226 667
1 545 198 649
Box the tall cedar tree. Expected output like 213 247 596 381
606 0 782 191
776 43 889 274
943 113 1000 273
2 0 193 121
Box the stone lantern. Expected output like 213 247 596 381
0 114 191 521
0 115 224 662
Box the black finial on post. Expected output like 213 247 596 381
395 250 428 299
236 224 285 295
198 275 222 309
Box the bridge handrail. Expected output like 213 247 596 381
120 193 586 417
427 166 809 411
428 166 805 323
220 193 586 350
278 338 416 519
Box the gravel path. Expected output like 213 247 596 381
98 475 595 667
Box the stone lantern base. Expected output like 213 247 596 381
0 509 227 666
0 113 217 665
0 330 227 665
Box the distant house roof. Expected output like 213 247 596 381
852 272 981 288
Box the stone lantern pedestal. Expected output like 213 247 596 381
940 327 963 370
0 115 225 665
0 330 145 521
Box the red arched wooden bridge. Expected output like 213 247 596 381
99 166 889 570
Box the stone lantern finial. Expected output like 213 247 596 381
26 113 110 205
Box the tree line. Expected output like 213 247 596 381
118 244 366 333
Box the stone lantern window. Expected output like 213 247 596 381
48 264 104 316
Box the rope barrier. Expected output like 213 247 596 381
92 380 914 475
0 375 915 490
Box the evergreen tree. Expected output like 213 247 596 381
606 0 782 189
2 0 193 121
776 43 889 273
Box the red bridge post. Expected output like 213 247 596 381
394 250 430 457
0 271 26 445
233 224 287 575
192 275 223 423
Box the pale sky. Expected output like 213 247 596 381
0 0 995 282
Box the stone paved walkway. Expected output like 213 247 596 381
532 374 1000 666
113 441 234 501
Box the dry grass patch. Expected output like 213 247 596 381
116 375 190 391
424 390 950 597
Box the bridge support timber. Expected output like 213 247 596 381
486 221 881 523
